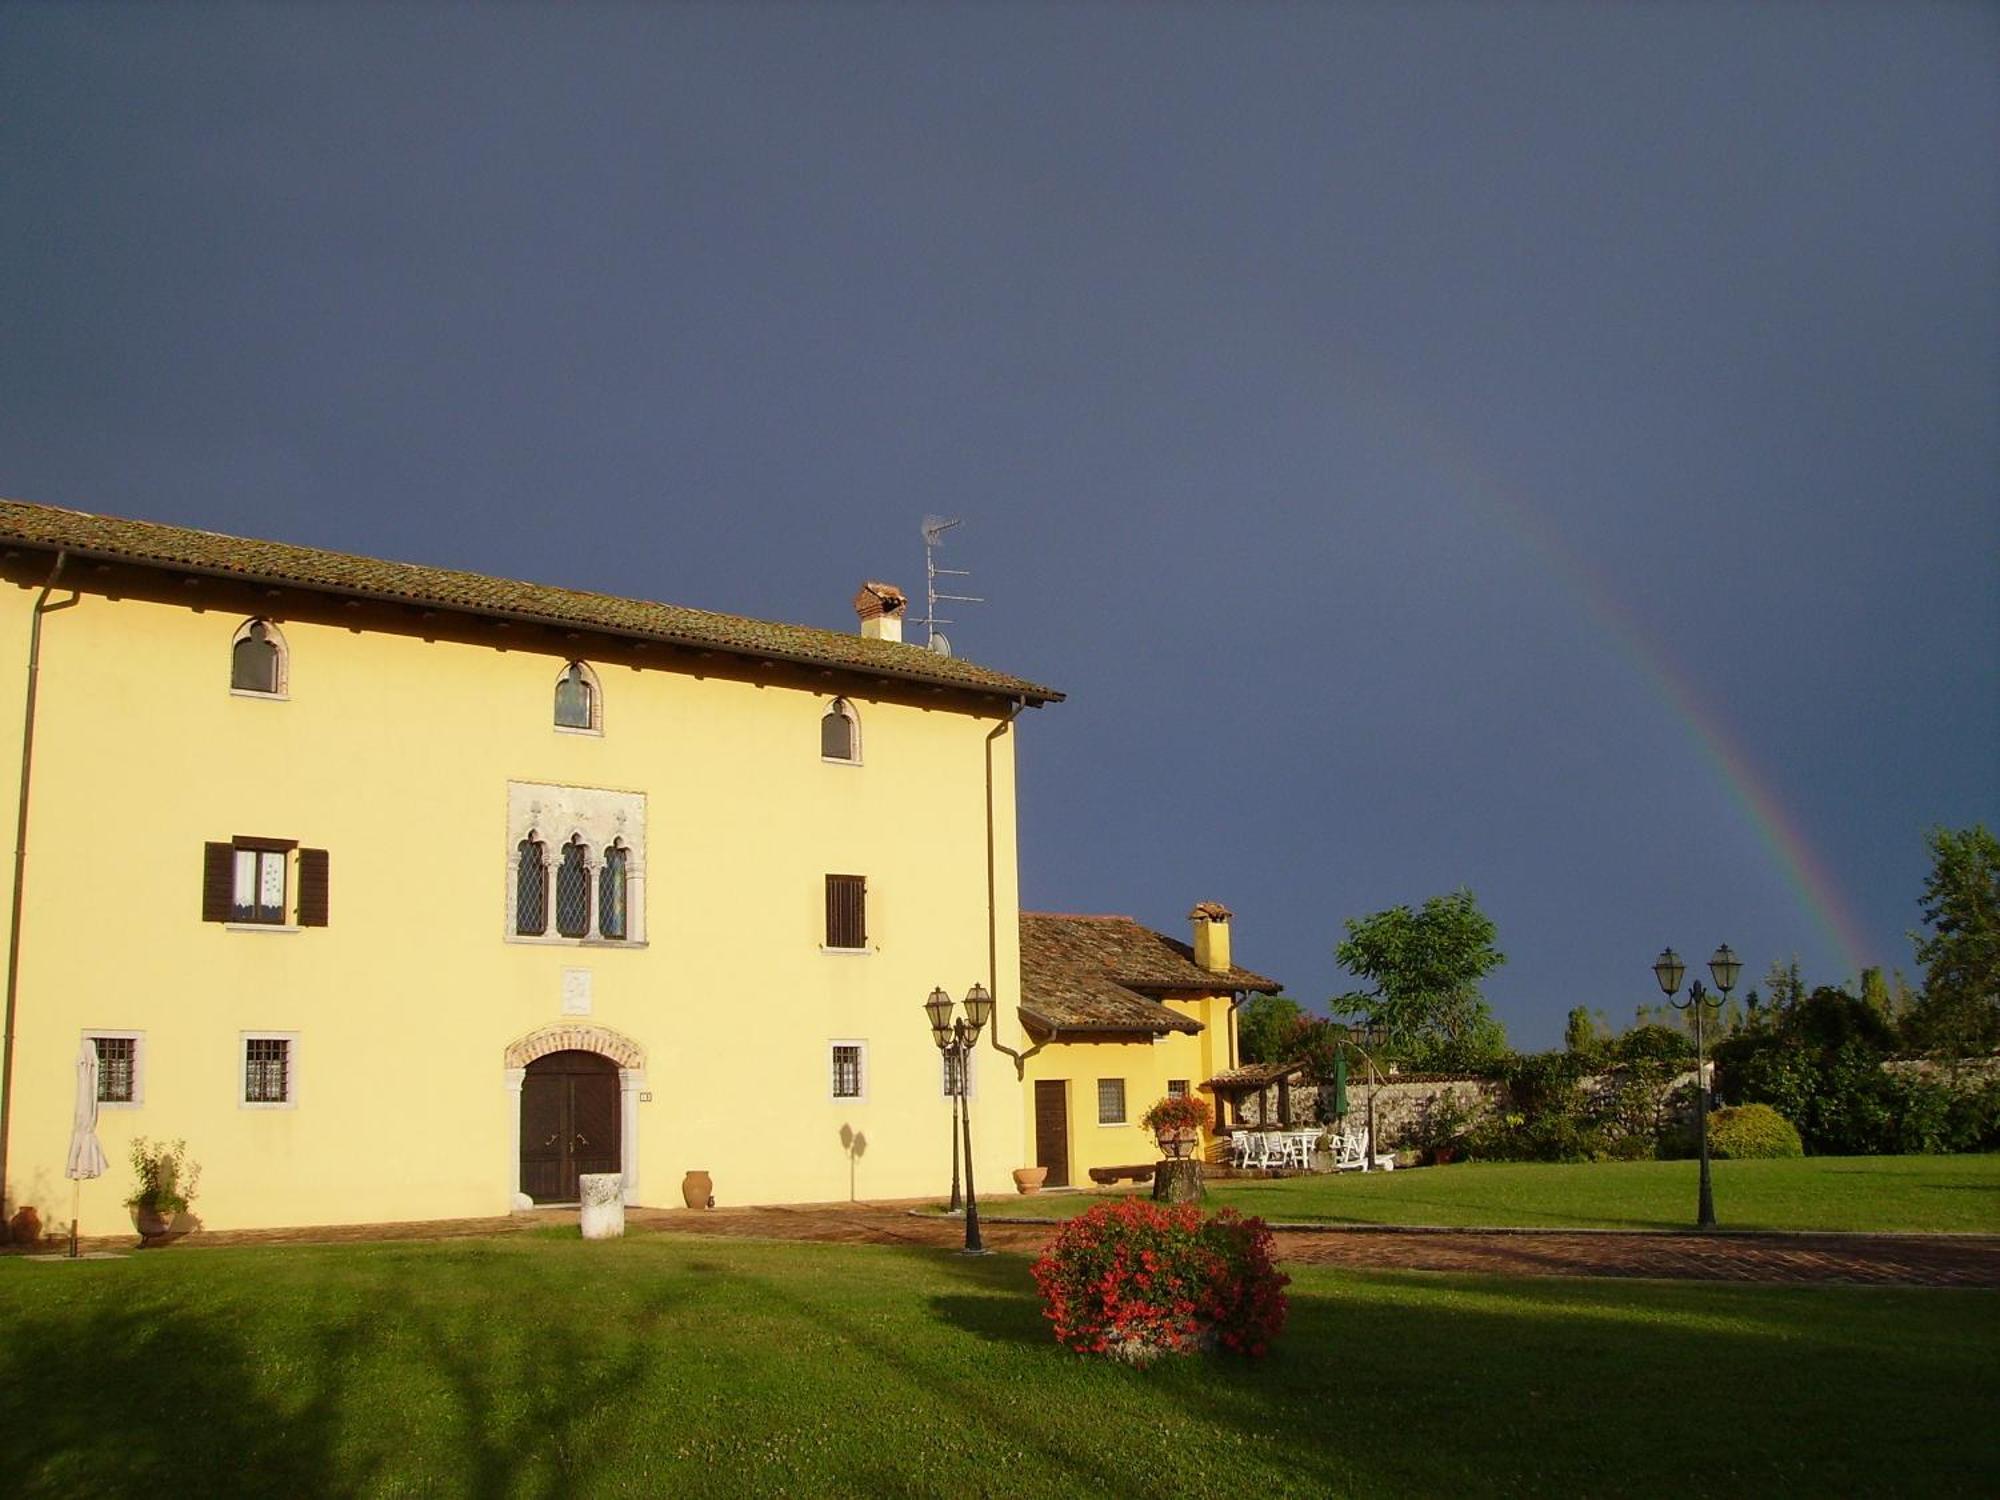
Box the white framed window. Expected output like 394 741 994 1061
240 1032 299 1109
554 661 604 734
830 1041 866 1101
1097 1078 1127 1125
1167 1079 1190 1099
942 1048 976 1099
86 1030 145 1109
820 697 861 764
229 618 289 699
505 783 646 945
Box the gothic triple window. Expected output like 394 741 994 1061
506 783 644 944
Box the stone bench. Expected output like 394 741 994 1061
1086 1164 1157 1186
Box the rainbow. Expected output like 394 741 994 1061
1326 363 1873 979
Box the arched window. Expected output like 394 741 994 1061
598 841 629 941
230 619 288 696
554 662 601 732
820 697 859 762
515 835 548 937
555 836 592 938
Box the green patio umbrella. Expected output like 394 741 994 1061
1329 1049 1349 1120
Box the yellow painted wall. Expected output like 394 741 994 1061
0 570 1029 1234
1017 994 1236 1183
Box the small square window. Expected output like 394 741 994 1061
1097 1078 1127 1125
87 1032 143 1108
1167 1079 1189 1099
233 848 288 924
242 1034 297 1107
831 1042 865 1100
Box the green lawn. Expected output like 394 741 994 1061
2 1230 1994 1497
972 1154 2000 1232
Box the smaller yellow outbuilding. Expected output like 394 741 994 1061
1013 903 1280 1186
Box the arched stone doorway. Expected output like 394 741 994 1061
503 1024 647 1207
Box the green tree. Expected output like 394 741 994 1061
1563 1006 1599 1054
1906 823 2000 1053
1332 889 1508 1071
1762 957 1807 1012
1860 967 1890 1018
1236 992 1304 1063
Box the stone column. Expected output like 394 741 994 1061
504 1067 527 1209
618 1068 644 1203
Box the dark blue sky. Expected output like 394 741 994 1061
4 4 1994 1046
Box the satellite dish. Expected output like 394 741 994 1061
929 633 953 658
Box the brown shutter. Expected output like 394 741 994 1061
202 842 234 923
825 874 866 948
298 848 329 927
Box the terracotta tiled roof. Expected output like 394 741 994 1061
0 499 1062 705
1203 1060 1310 1090
1018 912 1280 1037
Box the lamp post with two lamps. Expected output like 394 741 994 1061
1651 943 1740 1230
925 983 993 1255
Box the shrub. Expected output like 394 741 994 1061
1030 1199 1288 1362
125 1137 201 1217
1140 1093 1212 1137
1708 1104 1804 1159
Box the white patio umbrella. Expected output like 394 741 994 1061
63 1038 108 1258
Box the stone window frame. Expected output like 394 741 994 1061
85 1029 145 1110
820 697 861 765
505 783 646 947
554 660 604 736
229 617 290 700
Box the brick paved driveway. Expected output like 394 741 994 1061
632 1201 2000 1287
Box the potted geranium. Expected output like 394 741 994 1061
1142 1093 1211 1161
125 1137 200 1243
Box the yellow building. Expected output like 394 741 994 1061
0 498 1060 1235
1016 904 1280 1185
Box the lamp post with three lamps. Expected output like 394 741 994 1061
1651 943 1740 1229
925 983 993 1255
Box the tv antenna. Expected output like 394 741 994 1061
919 515 982 655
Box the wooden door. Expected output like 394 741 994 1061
520 1050 621 1203
1034 1080 1070 1189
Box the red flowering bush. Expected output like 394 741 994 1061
1030 1198 1289 1362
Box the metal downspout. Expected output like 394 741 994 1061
982 698 1045 1078
0 551 72 1213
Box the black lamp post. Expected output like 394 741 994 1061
925 982 993 1254
1652 944 1738 1229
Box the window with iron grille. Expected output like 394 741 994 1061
820 699 858 762
555 838 592 937
1168 1079 1189 1099
598 843 628 940
515 836 549 936
244 1037 292 1105
92 1035 137 1104
1097 1078 1127 1125
831 1043 864 1099
942 1049 974 1099
825 874 866 949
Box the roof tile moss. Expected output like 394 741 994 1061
1019 912 1280 1036
0 499 1062 704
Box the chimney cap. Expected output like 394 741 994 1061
1189 901 1233 923
853 581 907 620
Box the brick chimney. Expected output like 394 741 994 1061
1190 901 1233 973
853 581 906 643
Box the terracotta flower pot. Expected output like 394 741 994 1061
1157 1128 1198 1161
682 1170 714 1210
1012 1167 1048 1195
132 1204 174 1243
